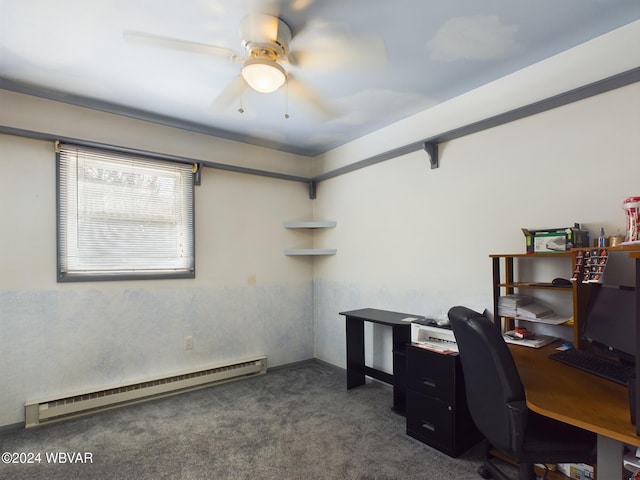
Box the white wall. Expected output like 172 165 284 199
0 97 316 427
312 81 640 372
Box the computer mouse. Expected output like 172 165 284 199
552 277 572 287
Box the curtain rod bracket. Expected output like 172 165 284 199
193 162 202 186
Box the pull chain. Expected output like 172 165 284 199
238 88 245 114
284 77 290 119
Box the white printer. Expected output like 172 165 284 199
411 318 458 353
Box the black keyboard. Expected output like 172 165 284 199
549 348 635 386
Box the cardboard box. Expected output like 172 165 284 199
556 462 595 479
522 226 590 254
534 231 566 253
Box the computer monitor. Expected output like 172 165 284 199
581 283 636 365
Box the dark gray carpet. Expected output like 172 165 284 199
0 361 508 480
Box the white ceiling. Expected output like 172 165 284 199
1 0 639 156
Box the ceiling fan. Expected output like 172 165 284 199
123 11 385 118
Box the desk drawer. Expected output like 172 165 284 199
406 390 453 451
406 346 455 402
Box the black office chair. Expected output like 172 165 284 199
448 306 596 480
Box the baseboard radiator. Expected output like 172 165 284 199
25 356 267 428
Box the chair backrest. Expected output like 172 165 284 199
448 306 527 453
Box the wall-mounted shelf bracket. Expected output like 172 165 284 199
308 180 317 199
423 141 439 169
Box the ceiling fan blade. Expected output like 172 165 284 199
287 75 338 120
124 31 242 62
289 23 387 71
253 0 280 18
253 0 314 15
289 0 315 12
211 75 247 111
240 13 281 45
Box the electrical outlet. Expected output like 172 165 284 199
184 335 193 351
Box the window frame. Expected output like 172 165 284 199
56 143 196 282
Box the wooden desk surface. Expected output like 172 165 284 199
510 342 640 446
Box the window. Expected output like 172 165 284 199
57 143 195 281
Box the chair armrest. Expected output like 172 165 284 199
506 401 528 454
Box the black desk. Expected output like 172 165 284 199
340 308 416 414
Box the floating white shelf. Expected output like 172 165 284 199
284 249 337 256
283 220 337 256
283 221 337 229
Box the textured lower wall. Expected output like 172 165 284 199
0 282 313 427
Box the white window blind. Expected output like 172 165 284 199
57 143 195 281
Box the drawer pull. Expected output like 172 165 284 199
422 378 436 388
421 421 435 432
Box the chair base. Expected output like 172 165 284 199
478 464 495 479
480 450 537 480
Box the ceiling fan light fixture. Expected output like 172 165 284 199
241 58 286 93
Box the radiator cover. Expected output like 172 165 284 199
25 356 267 428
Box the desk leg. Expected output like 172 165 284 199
391 325 411 415
597 434 623 480
346 317 365 389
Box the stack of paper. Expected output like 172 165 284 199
515 302 554 321
498 295 569 325
498 294 533 318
